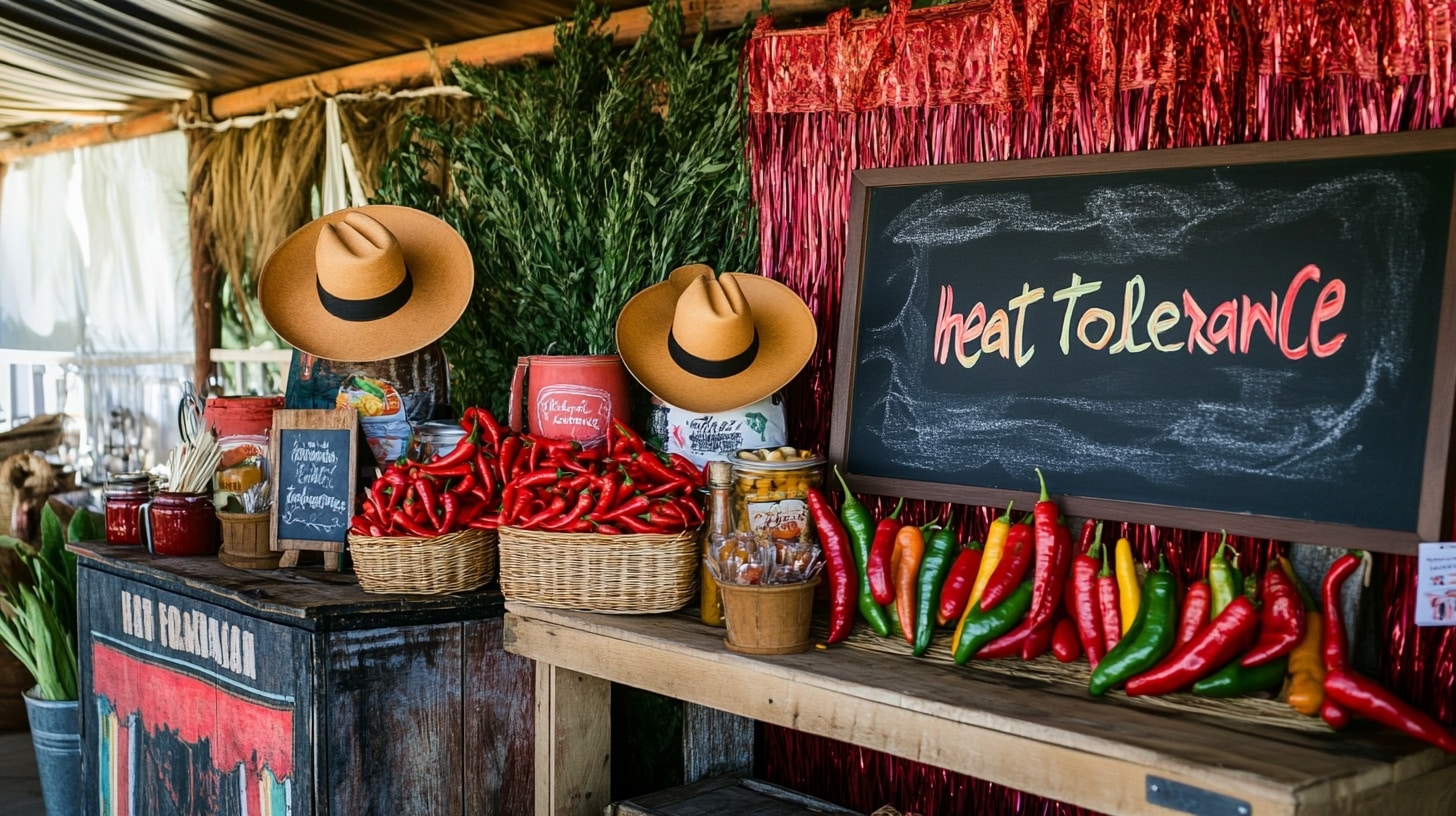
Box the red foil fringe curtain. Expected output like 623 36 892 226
743 1 1456 813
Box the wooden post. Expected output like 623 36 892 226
535 663 611 816
682 703 754 782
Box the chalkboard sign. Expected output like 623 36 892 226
831 131 1456 555
269 409 357 565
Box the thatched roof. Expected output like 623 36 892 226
0 0 639 135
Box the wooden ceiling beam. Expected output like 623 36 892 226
0 0 839 164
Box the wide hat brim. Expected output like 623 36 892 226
258 205 473 362
616 271 817 413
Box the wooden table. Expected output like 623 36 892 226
504 602 1456 816
74 542 534 816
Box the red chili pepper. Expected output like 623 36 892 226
1241 567 1306 667
467 515 500 531
418 424 482 474
1072 521 1107 668
519 494 568 529
395 511 437 538
667 453 706 487
612 419 646 455
1051 618 1081 663
975 615 1037 659
1176 580 1212 650
601 494 651 521
542 490 596 531
1024 516 1073 655
449 471 477 496
474 453 497 502
978 517 1033 611
1322 552 1361 674
1124 595 1259 696
1321 698 1350 730
414 477 443 530
594 522 622 535
1021 618 1055 660
867 498 904 605
614 513 661 534
1096 542 1122 653
1324 669 1456 752
807 487 856 644
437 491 460 533
1026 468 1062 630
671 496 703 527
633 452 686 486
643 477 692 498
514 468 565 490
936 546 983 625
498 435 522 481
595 472 621 515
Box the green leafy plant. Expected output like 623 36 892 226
0 505 102 701
374 0 759 417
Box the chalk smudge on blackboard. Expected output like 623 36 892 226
859 167 1428 497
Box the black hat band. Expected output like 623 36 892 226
317 269 413 322
667 328 759 379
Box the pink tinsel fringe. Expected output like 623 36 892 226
744 1 1456 814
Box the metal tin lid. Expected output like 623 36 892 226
105 471 154 497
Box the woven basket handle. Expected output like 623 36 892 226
509 357 530 434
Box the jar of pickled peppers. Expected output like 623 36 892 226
730 447 824 545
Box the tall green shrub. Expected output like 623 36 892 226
374 0 759 417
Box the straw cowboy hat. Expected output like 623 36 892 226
616 264 817 413
258 205 473 362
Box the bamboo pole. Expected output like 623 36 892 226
0 0 838 163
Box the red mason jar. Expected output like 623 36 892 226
143 491 220 556
104 472 153 546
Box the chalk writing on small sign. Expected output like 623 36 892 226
278 431 350 538
268 409 357 556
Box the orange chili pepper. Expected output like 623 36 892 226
893 524 924 646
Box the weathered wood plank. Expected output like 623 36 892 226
324 624 464 815
535 664 611 816
464 618 536 816
682 703 753 783
71 541 504 630
505 604 1456 816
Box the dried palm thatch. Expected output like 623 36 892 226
337 93 482 202
188 101 327 339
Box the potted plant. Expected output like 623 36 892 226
0 502 103 816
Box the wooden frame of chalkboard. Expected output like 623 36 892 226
831 130 1456 556
268 408 357 566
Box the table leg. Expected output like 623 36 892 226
535 662 611 816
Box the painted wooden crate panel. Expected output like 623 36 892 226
81 566 312 816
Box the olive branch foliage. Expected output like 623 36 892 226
374 0 759 418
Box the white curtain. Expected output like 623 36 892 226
0 150 84 351
0 131 191 475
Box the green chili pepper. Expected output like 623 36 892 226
1208 531 1240 618
1192 655 1289 698
913 511 958 656
952 581 1032 665
1088 560 1177 696
832 467 892 637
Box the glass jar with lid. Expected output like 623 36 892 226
104 471 155 546
730 447 825 545
407 420 469 464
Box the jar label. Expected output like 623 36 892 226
745 498 811 544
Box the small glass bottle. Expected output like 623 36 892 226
699 460 735 626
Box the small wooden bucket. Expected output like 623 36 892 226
217 511 279 570
715 576 820 655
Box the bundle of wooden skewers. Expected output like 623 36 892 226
164 430 222 494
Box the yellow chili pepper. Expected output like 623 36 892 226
1278 555 1325 716
967 502 1014 610
1114 536 1140 635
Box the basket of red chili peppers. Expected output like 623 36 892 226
347 407 508 595
495 420 705 613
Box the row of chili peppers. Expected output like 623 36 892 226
808 469 1456 754
349 406 508 537
350 409 706 537
496 419 704 534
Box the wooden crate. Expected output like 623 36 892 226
608 775 858 816
74 542 534 816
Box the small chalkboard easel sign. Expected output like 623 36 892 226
268 408 357 570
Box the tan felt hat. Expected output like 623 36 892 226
616 264 817 413
258 205 473 362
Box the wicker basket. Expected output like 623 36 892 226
347 528 498 595
497 526 698 613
